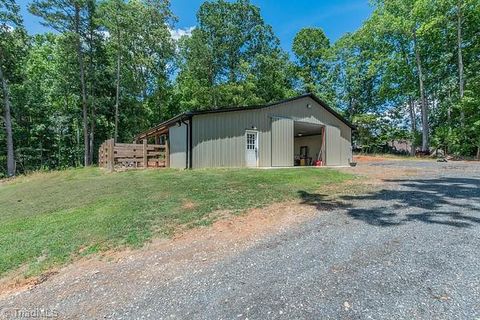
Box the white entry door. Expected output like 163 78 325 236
245 131 259 167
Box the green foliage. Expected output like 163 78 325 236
328 0 480 157
0 167 353 276
1 0 28 176
331 32 381 118
352 112 411 154
175 0 295 110
292 28 335 104
97 0 176 140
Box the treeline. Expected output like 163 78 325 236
339 0 480 157
0 0 479 176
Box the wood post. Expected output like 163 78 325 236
104 142 107 168
165 138 170 168
103 142 106 168
143 139 148 168
98 144 102 167
107 138 115 172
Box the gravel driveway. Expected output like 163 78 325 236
1 160 480 319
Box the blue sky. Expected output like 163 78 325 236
18 0 372 54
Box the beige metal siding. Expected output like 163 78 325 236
271 117 294 167
192 111 272 168
191 96 352 168
344 129 353 163
326 125 341 165
169 123 187 169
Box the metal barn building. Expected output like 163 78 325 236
136 94 354 169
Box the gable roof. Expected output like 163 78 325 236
191 93 355 129
136 94 355 140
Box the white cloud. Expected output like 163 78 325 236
169 26 195 41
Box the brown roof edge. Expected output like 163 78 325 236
136 94 355 139
135 112 191 140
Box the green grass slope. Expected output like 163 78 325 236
0 167 353 277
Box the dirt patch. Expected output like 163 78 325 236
339 162 420 185
0 267 60 299
181 199 198 210
354 155 392 163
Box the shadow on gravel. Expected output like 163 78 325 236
299 177 480 228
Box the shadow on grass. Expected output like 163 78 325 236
298 177 480 228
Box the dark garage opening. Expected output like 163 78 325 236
294 122 325 166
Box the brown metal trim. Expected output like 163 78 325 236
135 113 189 141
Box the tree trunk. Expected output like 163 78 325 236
208 62 217 109
89 96 95 165
0 57 15 176
75 118 81 166
114 50 121 143
447 90 452 124
75 4 90 166
88 19 95 165
413 31 429 152
457 0 465 126
408 97 416 156
348 96 357 118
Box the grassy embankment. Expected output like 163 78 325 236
0 167 354 277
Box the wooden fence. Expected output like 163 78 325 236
98 139 169 171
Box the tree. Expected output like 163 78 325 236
330 0 480 156
349 0 432 152
292 28 334 103
176 0 293 110
0 0 24 176
332 31 381 118
413 0 479 156
98 0 127 142
30 0 91 165
456 0 465 125
98 0 175 140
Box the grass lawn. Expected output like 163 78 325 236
0 167 353 277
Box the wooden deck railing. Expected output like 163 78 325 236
98 139 169 171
